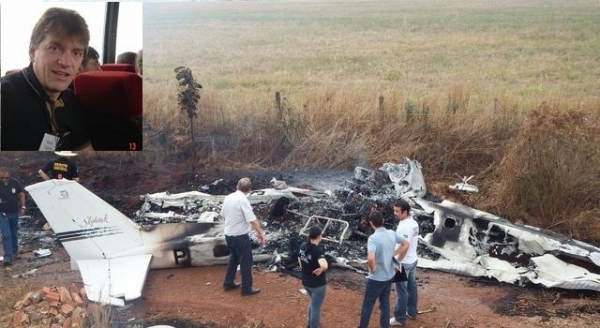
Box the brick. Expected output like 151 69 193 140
59 303 74 316
59 287 73 302
15 291 33 309
62 317 73 328
44 291 61 303
70 291 84 305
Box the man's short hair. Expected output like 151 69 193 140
117 51 137 65
368 210 384 228
30 7 90 51
394 199 411 213
237 178 252 193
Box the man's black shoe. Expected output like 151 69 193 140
223 282 241 291
3 260 13 266
241 287 260 296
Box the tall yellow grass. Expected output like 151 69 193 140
139 1 600 243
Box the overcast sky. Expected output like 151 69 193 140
1 1 143 72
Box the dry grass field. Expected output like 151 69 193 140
1 1 599 327
142 0 600 243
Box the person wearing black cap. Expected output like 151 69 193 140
38 151 80 182
298 225 328 328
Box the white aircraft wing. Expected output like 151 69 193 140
77 254 152 306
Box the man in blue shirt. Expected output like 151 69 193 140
358 210 409 328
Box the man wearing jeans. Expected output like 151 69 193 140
358 210 409 328
390 199 420 326
0 168 26 266
221 178 266 296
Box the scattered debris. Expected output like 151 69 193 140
418 306 436 314
133 158 600 293
449 173 479 193
25 158 600 307
298 215 349 245
270 177 288 190
33 249 52 257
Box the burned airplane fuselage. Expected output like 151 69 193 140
136 159 600 292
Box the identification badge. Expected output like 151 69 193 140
39 133 59 151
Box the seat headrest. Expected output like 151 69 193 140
74 71 142 119
101 63 136 73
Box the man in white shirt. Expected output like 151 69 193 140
390 199 420 326
221 177 266 296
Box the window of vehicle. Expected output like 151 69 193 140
1 2 142 73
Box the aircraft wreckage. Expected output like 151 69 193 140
137 159 600 291
26 159 600 305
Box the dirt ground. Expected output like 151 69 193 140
133 264 600 328
1 153 600 327
3 247 600 328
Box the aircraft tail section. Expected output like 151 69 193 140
78 254 152 306
26 180 145 264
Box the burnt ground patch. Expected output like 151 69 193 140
494 287 600 320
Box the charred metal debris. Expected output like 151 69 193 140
133 159 600 292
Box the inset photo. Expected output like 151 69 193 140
1 2 143 151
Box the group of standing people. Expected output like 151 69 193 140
298 199 420 328
295 199 421 328
219 177 420 328
4 173 418 328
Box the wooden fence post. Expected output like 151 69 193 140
378 95 385 129
275 91 282 121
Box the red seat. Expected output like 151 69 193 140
101 63 136 73
75 71 142 118
74 71 143 150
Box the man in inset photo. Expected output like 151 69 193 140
1 7 93 151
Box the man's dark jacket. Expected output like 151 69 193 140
1 64 90 150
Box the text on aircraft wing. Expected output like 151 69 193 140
26 180 145 262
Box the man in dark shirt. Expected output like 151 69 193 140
0 168 26 266
0 7 94 151
38 151 80 182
